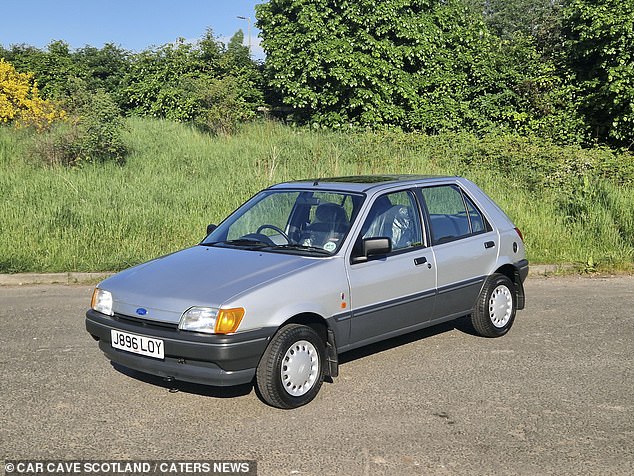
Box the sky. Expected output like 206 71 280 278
1 0 266 60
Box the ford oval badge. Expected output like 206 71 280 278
136 308 148 316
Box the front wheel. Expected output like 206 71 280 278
256 324 325 409
471 273 517 337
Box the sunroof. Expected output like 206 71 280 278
296 175 438 185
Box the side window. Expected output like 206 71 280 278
359 190 423 251
422 185 489 244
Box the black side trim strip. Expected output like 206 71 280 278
333 311 353 322
436 276 485 295
352 289 436 318
348 275 487 321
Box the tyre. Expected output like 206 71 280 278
471 273 517 338
256 324 325 409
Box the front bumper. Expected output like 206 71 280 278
85 309 275 386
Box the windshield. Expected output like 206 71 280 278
202 189 365 256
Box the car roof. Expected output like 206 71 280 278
269 174 457 193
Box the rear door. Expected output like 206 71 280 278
419 184 499 320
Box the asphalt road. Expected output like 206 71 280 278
1 276 633 475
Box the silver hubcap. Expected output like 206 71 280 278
281 340 319 397
489 284 513 328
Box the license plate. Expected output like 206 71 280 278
111 329 164 359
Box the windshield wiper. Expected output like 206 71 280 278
200 238 270 248
265 244 332 255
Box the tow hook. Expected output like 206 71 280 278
163 376 179 393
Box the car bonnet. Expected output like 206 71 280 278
97 245 321 324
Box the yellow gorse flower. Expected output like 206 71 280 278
0 58 66 130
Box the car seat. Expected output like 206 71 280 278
364 205 417 250
303 202 349 248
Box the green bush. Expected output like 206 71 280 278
192 75 257 135
75 89 127 164
31 85 126 166
120 31 264 134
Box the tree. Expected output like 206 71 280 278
74 44 130 94
258 0 472 127
466 0 564 51
256 0 580 139
224 30 252 68
563 0 634 148
220 30 265 124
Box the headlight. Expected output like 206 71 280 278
179 307 217 334
179 307 245 334
91 288 113 316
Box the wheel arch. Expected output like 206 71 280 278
283 312 329 343
276 312 339 379
493 263 525 310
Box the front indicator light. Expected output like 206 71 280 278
215 308 245 334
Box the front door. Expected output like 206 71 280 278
346 190 437 348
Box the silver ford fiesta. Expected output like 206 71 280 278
86 175 528 408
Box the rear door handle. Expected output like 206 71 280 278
484 241 496 249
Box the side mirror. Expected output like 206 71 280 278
206 224 217 235
351 237 392 264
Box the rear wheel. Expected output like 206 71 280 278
471 273 517 337
256 324 325 409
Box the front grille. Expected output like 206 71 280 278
113 313 179 331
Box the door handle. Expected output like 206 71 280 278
414 257 431 269
484 241 496 249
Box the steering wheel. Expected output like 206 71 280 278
256 224 291 244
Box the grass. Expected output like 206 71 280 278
1 117 633 273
